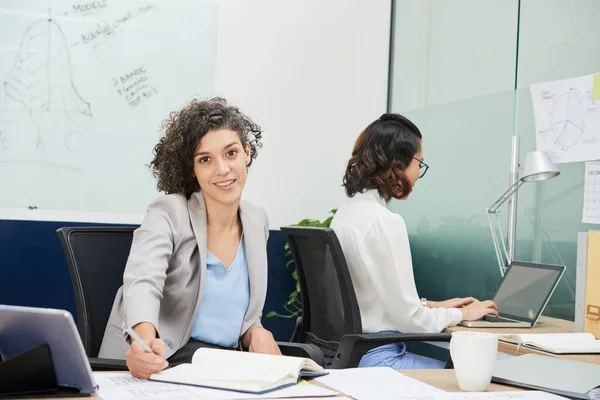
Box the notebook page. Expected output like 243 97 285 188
155 363 294 385
517 333 600 351
192 347 319 374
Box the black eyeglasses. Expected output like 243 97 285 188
413 157 429 178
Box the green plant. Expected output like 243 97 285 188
265 209 337 319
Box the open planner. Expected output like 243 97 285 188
149 348 327 394
498 333 600 354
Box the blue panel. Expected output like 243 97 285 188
262 231 298 341
0 220 296 341
0 220 82 315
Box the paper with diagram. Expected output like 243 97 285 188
530 73 600 164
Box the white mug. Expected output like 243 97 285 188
449 331 498 391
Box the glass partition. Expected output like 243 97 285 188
389 0 599 320
389 0 519 302
513 0 600 319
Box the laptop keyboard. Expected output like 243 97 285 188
481 314 513 323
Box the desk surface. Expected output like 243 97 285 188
402 370 520 392
20 370 520 400
446 316 600 365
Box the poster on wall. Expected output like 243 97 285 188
530 73 600 164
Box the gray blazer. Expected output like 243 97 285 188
98 192 268 359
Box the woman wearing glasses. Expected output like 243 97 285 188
330 113 498 369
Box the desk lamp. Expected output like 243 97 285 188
486 150 560 276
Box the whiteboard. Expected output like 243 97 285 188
0 0 217 220
0 0 391 225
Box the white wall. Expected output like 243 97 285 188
213 0 391 229
0 0 391 229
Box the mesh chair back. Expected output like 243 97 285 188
280 226 361 366
57 227 135 357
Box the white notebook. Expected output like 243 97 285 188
498 333 600 354
149 348 327 394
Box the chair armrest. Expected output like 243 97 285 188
290 316 303 342
277 342 325 367
331 332 451 369
89 357 128 371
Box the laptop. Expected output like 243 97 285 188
459 261 565 328
493 354 600 400
0 305 97 396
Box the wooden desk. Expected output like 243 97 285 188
446 316 600 365
22 370 521 400
402 370 520 392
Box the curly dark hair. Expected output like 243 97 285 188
149 97 263 197
342 113 422 200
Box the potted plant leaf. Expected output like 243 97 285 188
266 209 337 319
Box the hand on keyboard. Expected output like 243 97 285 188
460 300 499 321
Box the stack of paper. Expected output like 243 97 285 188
396 393 564 400
315 367 443 400
315 367 563 400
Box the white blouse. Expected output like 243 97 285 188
330 190 463 333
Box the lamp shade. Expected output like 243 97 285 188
520 151 560 182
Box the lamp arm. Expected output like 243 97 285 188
485 180 524 276
486 180 524 214
486 212 503 276
486 211 510 276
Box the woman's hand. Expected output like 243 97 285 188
125 338 169 379
460 300 499 321
429 297 478 309
243 326 282 355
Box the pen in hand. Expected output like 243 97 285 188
124 326 155 353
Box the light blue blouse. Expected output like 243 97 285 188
190 236 250 348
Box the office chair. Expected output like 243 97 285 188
57 226 324 371
280 226 452 369
57 227 135 371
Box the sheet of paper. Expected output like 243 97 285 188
315 367 442 400
94 372 339 400
583 161 600 224
396 391 563 400
530 73 600 164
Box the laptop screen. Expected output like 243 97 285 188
493 262 565 324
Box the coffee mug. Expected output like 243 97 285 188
450 331 498 391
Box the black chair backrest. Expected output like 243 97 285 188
57 227 135 357
280 226 362 366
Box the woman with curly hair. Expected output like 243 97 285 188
99 98 280 379
330 113 498 369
